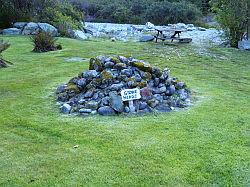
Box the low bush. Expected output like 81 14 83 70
30 31 62 53
212 0 248 48
0 40 11 68
37 2 84 37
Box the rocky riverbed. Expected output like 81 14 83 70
84 22 225 47
56 56 191 116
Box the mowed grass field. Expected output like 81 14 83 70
0 36 249 186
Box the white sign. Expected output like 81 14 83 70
121 88 141 101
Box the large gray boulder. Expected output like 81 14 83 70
238 40 250 50
70 30 91 40
22 22 39 35
2 28 21 35
13 22 27 29
145 22 155 29
38 23 58 36
139 35 155 42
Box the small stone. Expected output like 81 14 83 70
92 92 99 100
89 58 104 72
98 106 116 116
85 101 99 110
177 89 189 100
114 63 127 70
142 72 152 80
56 84 66 94
166 85 176 96
84 90 94 98
118 56 128 64
105 61 115 68
131 61 152 72
73 145 79 149
155 104 171 112
140 87 153 100
109 92 124 113
152 67 162 78
110 83 124 91
121 69 132 77
154 94 164 102
176 82 185 89
77 78 87 88
135 74 142 82
198 27 206 31
154 78 160 87
138 107 152 114
139 102 148 110
83 70 99 79
147 99 159 108
61 103 71 114
101 96 110 106
79 108 92 113
124 106 130 113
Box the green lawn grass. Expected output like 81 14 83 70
0 36 249 186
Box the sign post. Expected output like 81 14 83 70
121 88 141 113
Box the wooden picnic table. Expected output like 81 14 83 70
154 28 192 44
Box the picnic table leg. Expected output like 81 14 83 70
155 31 160 43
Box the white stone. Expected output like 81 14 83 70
3 28 21 35
73 30 88 40
22 22 39 35
38 23 58 36
145 22 155 29
238 40 250 50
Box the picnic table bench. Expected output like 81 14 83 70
154 28 192 44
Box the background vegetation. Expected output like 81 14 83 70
71 0 208 24
0 0 84 33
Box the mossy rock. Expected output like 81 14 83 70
152 67 162 78
89 58 104 71
101 70 113 81
142 72 152 80
127 77 138 87
114 63 127 70
66 83 80 94
110 57 120 64
132 61 152 72
137 81 147 88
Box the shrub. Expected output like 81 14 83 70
145 1 201 25
0 40 11 68
30 31 62 52
212 0 248 48
36 2 84 37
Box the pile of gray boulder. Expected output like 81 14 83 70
56 56 191 116
1 22 89 40
2 22 59 36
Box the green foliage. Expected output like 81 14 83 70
212 0 248 48
0 40 10 54
37 1 84 36
0 0 84 32
0 0 34 28
30 31 62 52
72 0 202 24
145 1 202 25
